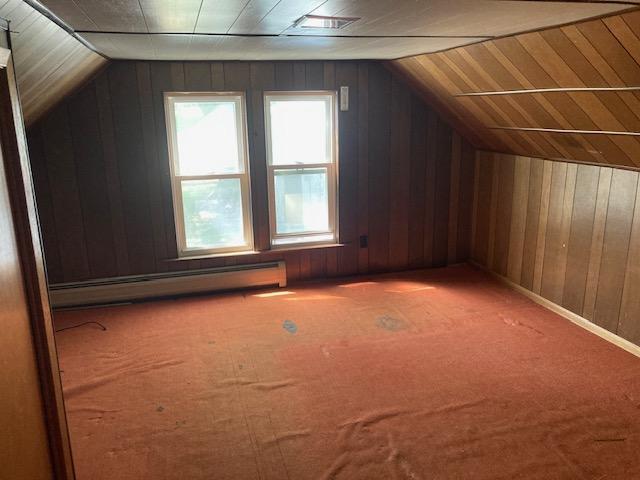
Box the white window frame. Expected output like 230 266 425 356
164 92 254 257
263 91 339 248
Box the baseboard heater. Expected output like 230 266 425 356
48 261 287 308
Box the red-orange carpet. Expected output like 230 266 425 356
54 265 640 480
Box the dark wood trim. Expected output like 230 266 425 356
0 51 75 479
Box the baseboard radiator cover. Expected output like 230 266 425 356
468 260 640 359
49 261 287 308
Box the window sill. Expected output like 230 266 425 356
167 242 347 262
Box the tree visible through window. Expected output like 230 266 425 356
165 93 253 256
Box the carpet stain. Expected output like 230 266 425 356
376 315 408 332
283 320 298 334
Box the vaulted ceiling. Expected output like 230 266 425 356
1 0 106 125
6 0 640 147
389 8 640 170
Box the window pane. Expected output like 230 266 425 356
269 99 330 165
274 168 329 234
173 100 241 175
181 179 245 249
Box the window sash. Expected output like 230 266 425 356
267 164 337 239
264 91 338 247
264 92 335 167
165 92 254 256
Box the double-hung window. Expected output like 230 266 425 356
165 90 338 258
264 92 338 247
165 92 253 256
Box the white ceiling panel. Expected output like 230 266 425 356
35 0 637 60
195 0 253 33
140 0 203 32
81 32 489 60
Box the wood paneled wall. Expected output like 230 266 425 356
390 9 640 170
472 151 640 345
0 62 53 480
27 60 475 285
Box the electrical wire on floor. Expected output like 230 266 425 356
55 321 107 333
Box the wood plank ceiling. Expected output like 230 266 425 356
1 0 106 126
389 8 640 170
38 0 632 60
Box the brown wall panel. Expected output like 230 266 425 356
592 169 638 332
519 158 543 291
473 151 640 347
562 164 600 314
28 60 473 285
367 63 392 272
619 180 640 344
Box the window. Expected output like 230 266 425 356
165 93 253 256
264 92 338 247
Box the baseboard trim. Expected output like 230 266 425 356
469 260 640 359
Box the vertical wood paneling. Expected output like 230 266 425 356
274 62 294 90
486 153 500 269
432 117 452 267
619 181 640 345
95 73 130 276
492 155 515 276
592 169 638 332
148 62 179 271
250 62 275 252
367 63 391 272
357 62 369 273
388 76 411 270
506 156 529 283
519 158 543 290
447 133 461 264
472 151 493 265
422 109 438 266
456 139 475 262
541 162 577 305
108 62 156 275
67 84 118 279
561 164 599 313
473 151 640 347
335 62 359 276
40 104 90 281
26 128 63 282
408 100 427 268
137 61 169 273
532 160 553 294
582 167 612 320
29 60 472 285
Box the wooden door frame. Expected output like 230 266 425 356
0 46 75 479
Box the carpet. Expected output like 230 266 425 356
54 264 640 479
